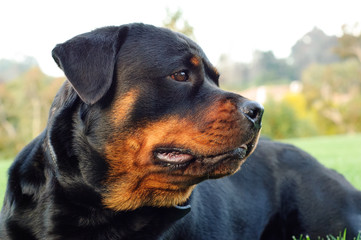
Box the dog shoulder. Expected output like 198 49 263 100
3 131 47 210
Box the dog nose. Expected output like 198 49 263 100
240 101 264 129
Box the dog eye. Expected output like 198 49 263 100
170 71 189 82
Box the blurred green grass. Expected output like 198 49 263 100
0 159 12 206
283 134 361 190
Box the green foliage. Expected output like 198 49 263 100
293 229 360 240
302 59 361 103
251 50 296 85
290 27 340 79
0 57 38 82
340 94 361 132
163 9 195 39
260 62 361 138
0 67 64 159
260 56 361 140
218 27 340 88
301 59 361 135
0 159 12 206
334 24 361 62
261 94 318 139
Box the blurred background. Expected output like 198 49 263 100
1 0 360 194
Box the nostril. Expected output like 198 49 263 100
244 108 258 120
240 101 264 128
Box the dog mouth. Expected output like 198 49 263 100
153 144 249 169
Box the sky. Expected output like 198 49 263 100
1 0 360 77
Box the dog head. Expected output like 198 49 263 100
52 23 263 211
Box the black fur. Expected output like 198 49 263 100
0 23 360 240
52 26 129 105
159 140 361 239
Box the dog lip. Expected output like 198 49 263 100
155 148 195 164
201 145 248 164
154 145 248 166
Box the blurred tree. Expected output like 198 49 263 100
218 27 340 89
289 27 339 79
302 60 361 104
340 94 361 133
261 96 318 139
217 54 251 89
0 57 38 83
301 59 361 134
163 8 195 39
249 50 295 85
334 23 361 62
0 67 64 159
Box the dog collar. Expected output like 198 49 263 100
172 198 192 220
173 203 191 218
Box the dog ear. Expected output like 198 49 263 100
52 26 129 105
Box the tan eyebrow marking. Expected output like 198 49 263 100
190 55 201 67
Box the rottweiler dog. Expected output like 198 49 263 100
0 23 360 240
